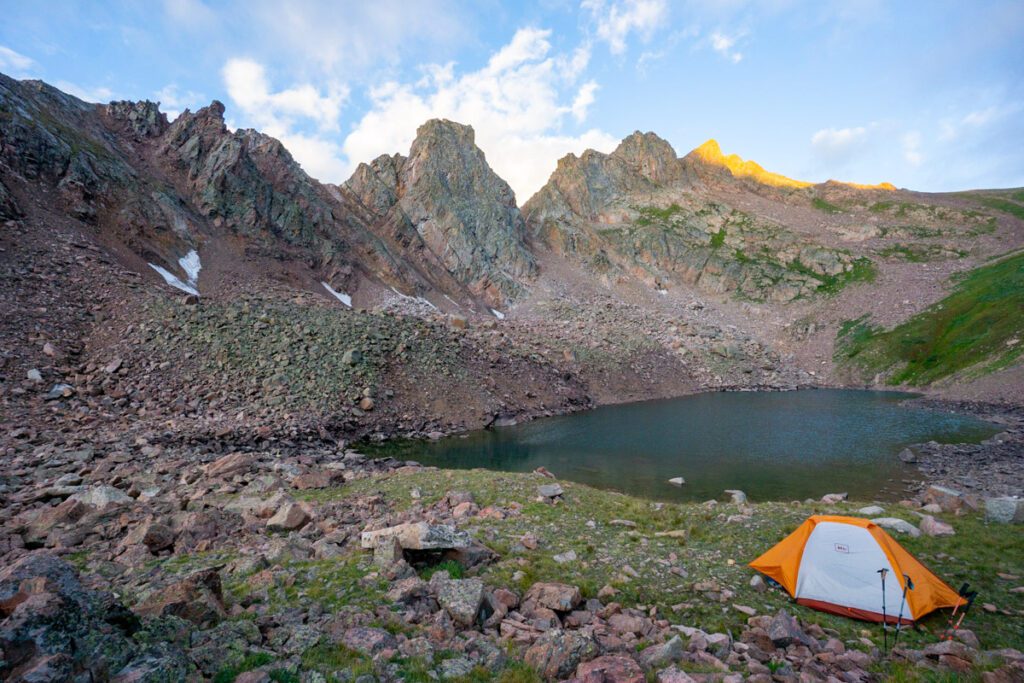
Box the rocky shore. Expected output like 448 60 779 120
2 441 1021 681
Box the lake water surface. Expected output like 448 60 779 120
366 390 997 502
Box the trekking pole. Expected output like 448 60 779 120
892 574 914 651
941 584 970 641
877 568 889 654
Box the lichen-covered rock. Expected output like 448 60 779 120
435 577 485 626
133 568 226 627
0 552 184 682
524 628 599 679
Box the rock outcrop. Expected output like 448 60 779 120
524 131 867 302
345 119 536 305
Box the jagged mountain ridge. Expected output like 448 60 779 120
0 75 533 312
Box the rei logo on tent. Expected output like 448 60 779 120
834 543 850 553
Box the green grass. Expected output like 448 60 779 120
836 251 1024 384
421 559 465 580
811 197 843 214
787 256 877 295
710 229 726 248
634 203 683 226
212 653 276 683
330 468 1024 653
967 194 1024 220
878 244 966 262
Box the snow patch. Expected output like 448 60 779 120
149 263 198 296
179 250 201 285
491 308 506 319
149 249 201 296
321 281 352 307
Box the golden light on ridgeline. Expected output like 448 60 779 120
693 139 895 191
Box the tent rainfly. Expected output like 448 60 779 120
749 515 964 624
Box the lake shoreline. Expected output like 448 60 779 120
360 388 1013 504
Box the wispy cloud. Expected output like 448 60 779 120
709 30 745 63
222 59 350 180
902 130 923 166
582 0 668 54
0 45 37 76
811 126 869 164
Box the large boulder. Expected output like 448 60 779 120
522 582 582 612
575 655 645 683
871 517 921 537
923 485 965 513
71 485 133 508
919 515 955 537
202 452 253 478
768 609 814 648
133 568 226 627
985 497 1024 524
524 629 599 679
360 522 471 550
0 552 185 681
435 578 485 626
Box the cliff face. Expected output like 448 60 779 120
523 132 890 302
344 120 536 305
0 75 531 310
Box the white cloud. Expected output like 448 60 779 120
810 126 868 163
902 130 922 166
0 45 36 75
55 81 114 102
939 102 1022 141
163 0 218 30
155 84 205 121
245 0 464 73
342 27 618 200
223 58 348 132
571 80 599 122
583 0 668 54
221 58 350 181
709 30 744 63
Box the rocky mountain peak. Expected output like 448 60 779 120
344 117 536 305
685 138 812 189
610 131 681 184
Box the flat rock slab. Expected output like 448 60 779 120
871 517 921 537
361 522 470 550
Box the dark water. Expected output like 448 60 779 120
365 390 997 502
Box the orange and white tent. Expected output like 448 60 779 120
749 515 963 624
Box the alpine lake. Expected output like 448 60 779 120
363 389 998 502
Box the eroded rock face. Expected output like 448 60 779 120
523 130 864 302
0 552 186 681
344 119 536 305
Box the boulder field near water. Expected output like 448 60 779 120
1 440 1020 682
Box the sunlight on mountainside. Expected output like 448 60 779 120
693 139 895 191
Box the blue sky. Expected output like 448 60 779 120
2 0 1022 199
